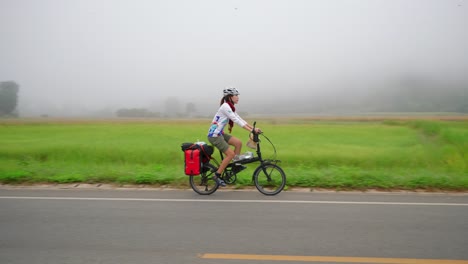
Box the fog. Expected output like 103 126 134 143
1 0 467 117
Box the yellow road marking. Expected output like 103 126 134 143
200 253 468 264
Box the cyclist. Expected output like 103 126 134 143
207 87 261 187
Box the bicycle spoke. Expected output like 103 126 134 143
254 163 286 195
189 168 218 195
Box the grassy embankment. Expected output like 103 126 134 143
0 118 467 191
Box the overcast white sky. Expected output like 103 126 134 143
1 0 467 116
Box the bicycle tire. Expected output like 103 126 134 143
189 163 219 195
253 163 286 195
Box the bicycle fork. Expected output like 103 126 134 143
252 163 274 182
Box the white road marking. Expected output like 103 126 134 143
1 196 467 206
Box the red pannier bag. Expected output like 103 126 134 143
184 147 201 176
181 142 213 176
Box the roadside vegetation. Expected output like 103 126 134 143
0 117 467 191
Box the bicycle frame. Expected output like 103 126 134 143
214 122 279 182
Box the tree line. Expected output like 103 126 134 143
115 100 198 118
1 78 467 118
0 81 19 117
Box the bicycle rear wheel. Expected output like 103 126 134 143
189 163 219 195
253 163 286 195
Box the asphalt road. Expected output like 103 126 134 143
1 187 467 264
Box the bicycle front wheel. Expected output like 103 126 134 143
189 163 219 195
253 163 286 195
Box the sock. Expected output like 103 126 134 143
214 172 221 178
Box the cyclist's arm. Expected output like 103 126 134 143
221 103 261 133
242 124 261 134
230 111 260 133
221 104 247 127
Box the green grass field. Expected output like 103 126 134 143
1 117 467 191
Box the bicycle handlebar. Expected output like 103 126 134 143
252 121 260 142
252 121 277 159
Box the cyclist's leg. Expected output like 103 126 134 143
208 135 234 186
217 147 235 174
212 134 237 174
227 135 242 156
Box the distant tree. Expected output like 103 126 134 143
456 101 468 113
0 81 19 116
164 97 181 118
185 102 197 117
115 108 160 118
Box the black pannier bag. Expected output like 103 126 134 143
181 143 213 176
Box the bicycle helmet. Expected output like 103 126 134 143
223 87 240 96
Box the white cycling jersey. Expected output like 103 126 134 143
207 102 247 137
